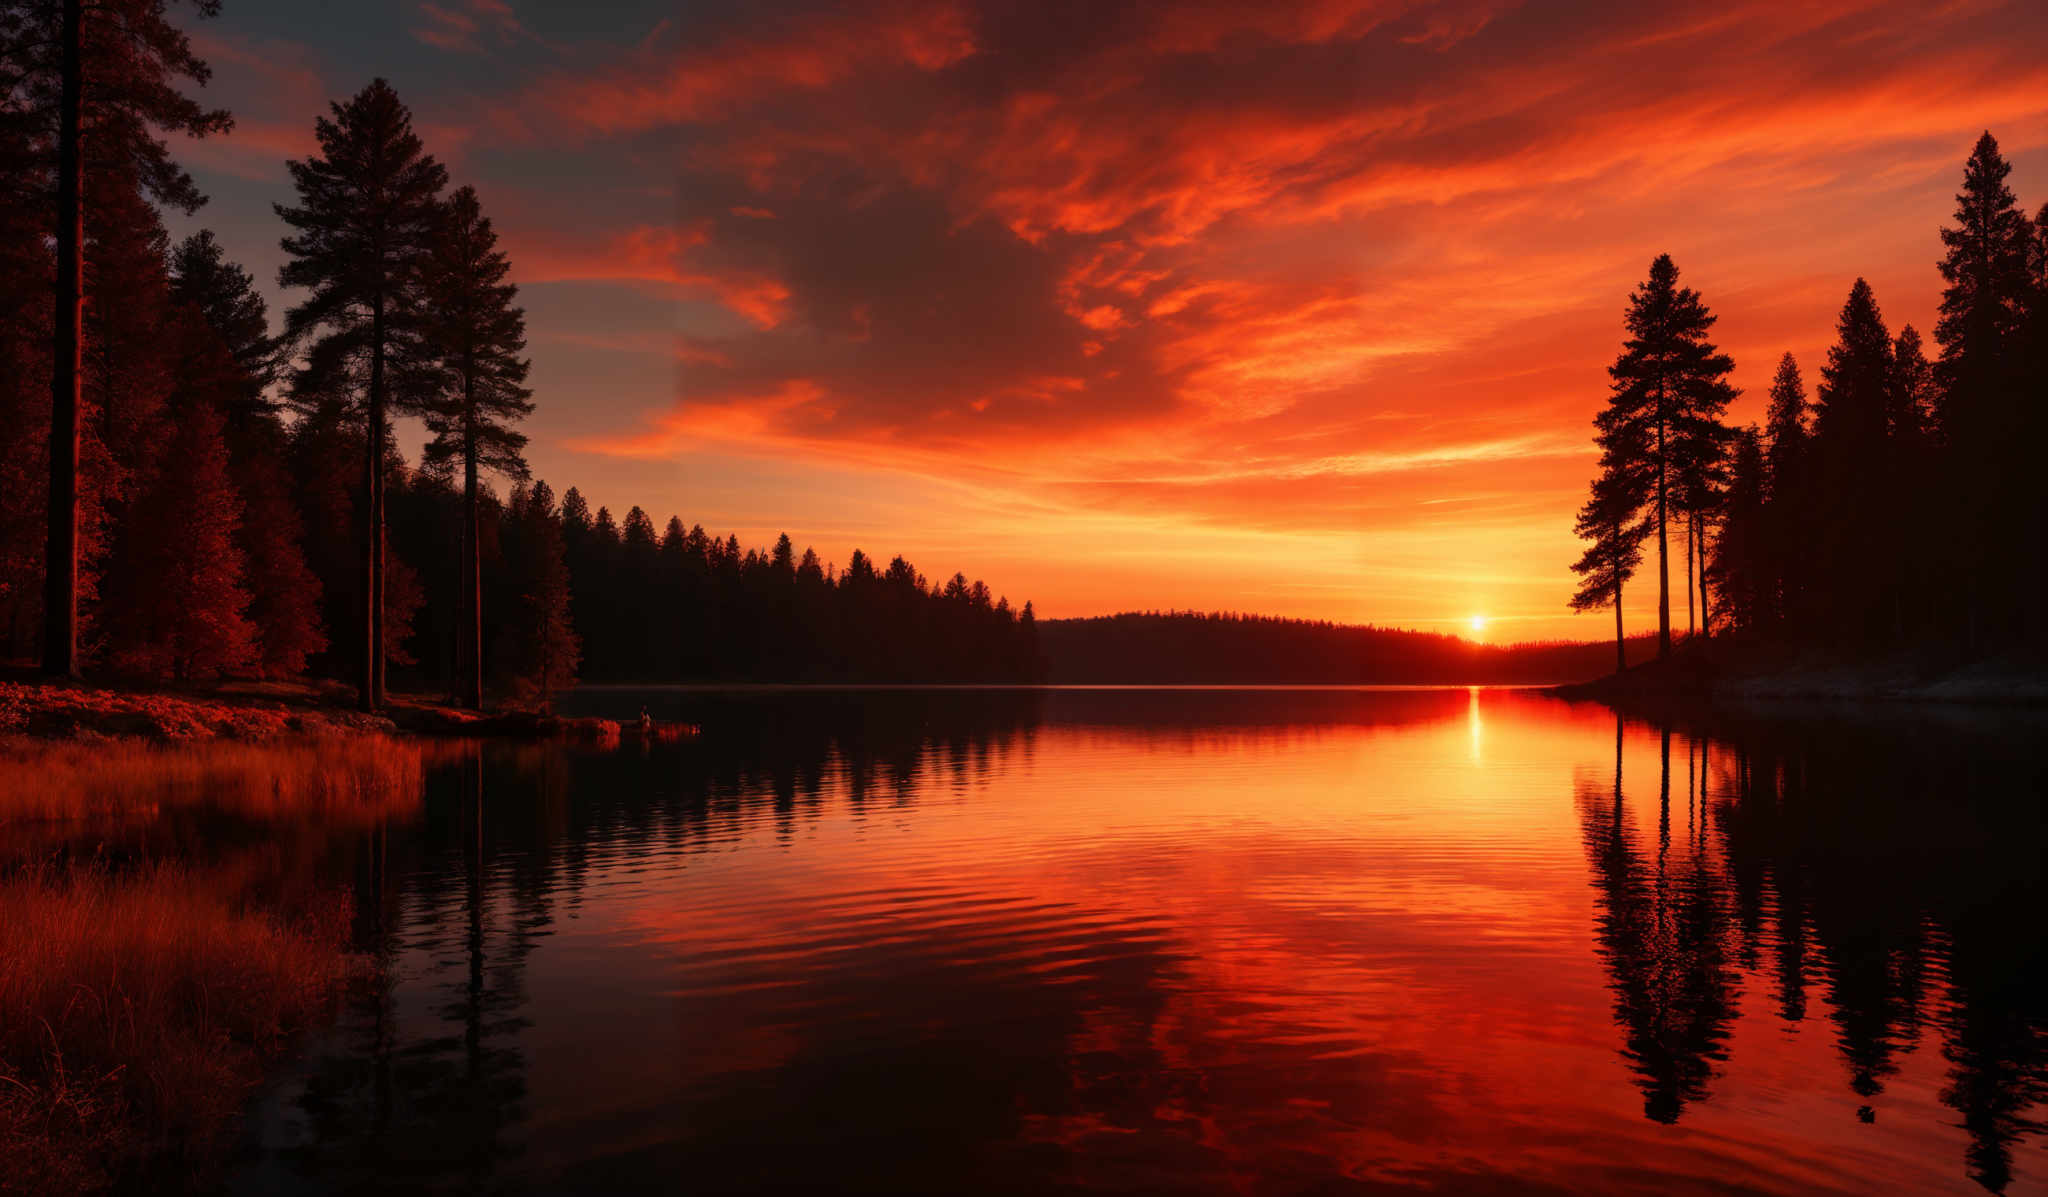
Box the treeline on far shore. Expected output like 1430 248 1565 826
1039 612 1653 685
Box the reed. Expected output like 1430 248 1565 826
0 735 440 829
0 862 352 1193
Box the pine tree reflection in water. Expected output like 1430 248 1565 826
177 690 2048 1195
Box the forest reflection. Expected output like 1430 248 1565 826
10 690 2038 1194
1577 706 2047 1193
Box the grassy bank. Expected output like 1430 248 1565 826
0 678 688 745
0 863 353 1193
0 678 394 742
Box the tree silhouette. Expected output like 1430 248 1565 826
1761 353 1811 629
168 229 279 418
495 481 578 709
1887 325 1940 637
277 78 447 711
1708 428 1768 634
1812 279 1896 646
417 185 532 709
1601 255 1738 658
1935 133 2037 649
1571 425 1650 671
4 0 230 678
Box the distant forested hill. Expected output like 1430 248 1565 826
1039 612 1655 685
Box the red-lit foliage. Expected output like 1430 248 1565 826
98 403 258 680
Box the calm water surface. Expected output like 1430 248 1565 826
200 688 2047 1193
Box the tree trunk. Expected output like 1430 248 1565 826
1684 510 1694 640
1656 415 1671 659
41 0 82 680
462 417 481 710
1613 528 1626 674
363 294 386 712
1697 512 1711 639
1614 578 1625 673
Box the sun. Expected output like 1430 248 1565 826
1467 614 1488 636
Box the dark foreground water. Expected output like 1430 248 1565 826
184 689 2048 1192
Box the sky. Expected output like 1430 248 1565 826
171 0 2048 641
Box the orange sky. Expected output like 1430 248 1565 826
178 0 2048 639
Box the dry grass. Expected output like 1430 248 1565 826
0 733 441 1190
0 863 353 1194
0 736 439 830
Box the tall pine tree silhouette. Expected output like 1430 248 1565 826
1601 255 1737 658
1761 353 1810 628
1813 279 1894 645
418 185 532 709
277 79 446 710
1935 133 2037 646
7 0 229 676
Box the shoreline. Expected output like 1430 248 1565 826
1551 654 2048 708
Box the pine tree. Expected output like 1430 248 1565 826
1887 325 1940 639
100 402 255 680
168 231 324 677
1600 255 1737 657
4 0 231 677
1709 428 1769 635
232 438 327 676
418 185 532 708
622 506 656 557
1673 413 1734 639
1762 353 1810 627
1813 279 1896 644
1935 132 2038 645
168 229 279 422
495 480 578 708
1571 427 1651 672
72 167 178 664
276 78 447 710
1889 326 1937 448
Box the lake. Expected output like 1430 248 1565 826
47 688 2048 1193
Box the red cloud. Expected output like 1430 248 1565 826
527 1 976 136
508 224 792 328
